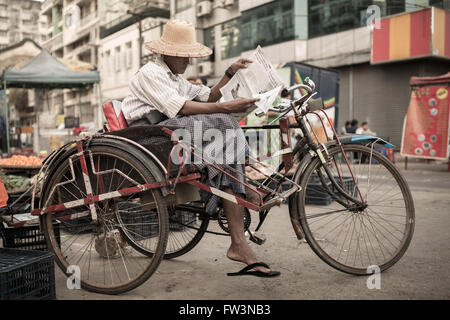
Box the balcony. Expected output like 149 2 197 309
63 93 91 108
41 0 54 15
100 0 169 39
41 31 63 52
65 43 91 61
80 12 97 26
131 0 170 9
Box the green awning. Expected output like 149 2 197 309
1 50 99 89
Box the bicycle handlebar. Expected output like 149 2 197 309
253 78 317 117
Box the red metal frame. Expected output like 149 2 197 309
5 114 301 226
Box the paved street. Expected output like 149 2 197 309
55 161 450 300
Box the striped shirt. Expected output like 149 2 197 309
121 57 211 124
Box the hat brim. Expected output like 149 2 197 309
144 39 212 58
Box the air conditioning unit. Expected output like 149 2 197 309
197 1 212 17
224 0 235 7
198 61 213 77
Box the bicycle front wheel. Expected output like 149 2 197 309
294 144 414 275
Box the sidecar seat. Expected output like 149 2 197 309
102 100 128 131
101 100 200 205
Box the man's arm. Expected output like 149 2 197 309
179 98 259 116
207 58 252 103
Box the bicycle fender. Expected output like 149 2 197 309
334 135 395 148
287 152 314 240
87 137 170 197
39 137 169 200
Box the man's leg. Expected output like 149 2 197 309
222 187 271 274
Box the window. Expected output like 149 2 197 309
125 42 132 69
114 47 121 72
10 9 20 26
103 50 111 74
240 0 295 52
221 19 240 59
308 0 407 39
175 0 192 13
429 0 450 9
203 26 215 62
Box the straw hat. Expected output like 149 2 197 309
144 20 212 58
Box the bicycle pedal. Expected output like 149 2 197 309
259 186 299 211
280 186 300 198
248 230 266 245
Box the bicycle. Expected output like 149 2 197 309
1 78 414 294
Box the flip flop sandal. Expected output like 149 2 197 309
227 262 281 278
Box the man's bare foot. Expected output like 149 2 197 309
227 242 272 274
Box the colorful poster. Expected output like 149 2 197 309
400 85 450 160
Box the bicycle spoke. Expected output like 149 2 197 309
298 144 413 272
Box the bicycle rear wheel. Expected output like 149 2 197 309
116 202 209 259
293 144 414 275
39 143 169 295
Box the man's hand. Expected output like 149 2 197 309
229 58 252 75
224 98 259 113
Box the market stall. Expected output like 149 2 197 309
0 49 101 154
0 50 101 259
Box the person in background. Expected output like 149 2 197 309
347 119 359 134
356 121 376 136
340 120 351 135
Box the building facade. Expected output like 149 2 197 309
39 0 102 126
0 0 45 50
98 0 169 102
171 0 450 146
39 0 169 126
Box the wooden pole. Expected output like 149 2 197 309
3 80 10 154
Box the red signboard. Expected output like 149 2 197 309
401 85 450 160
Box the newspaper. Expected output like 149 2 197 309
220 46 284 120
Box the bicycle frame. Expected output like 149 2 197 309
2 99 393 234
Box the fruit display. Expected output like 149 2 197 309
0 155 42 167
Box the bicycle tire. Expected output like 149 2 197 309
292 144 415 275
39 142 169 295
164 209 209 259
118 204 209 260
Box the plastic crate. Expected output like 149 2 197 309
169 211 196 232
0 248 56 300
332 176 355 200
118 202 158 240
306 175 355 206
1 222 60 251
60 215 94 235
6 191 32 215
